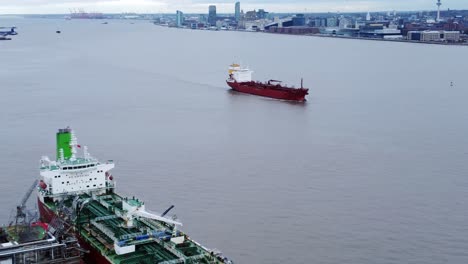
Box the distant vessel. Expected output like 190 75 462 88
226 64 309 102
0 26 17 40
37 127 233 264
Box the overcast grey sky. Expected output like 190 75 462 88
0 0 466 14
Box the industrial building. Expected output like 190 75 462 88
407 30 461 42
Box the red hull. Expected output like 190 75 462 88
38 199 111 264
227 80 308 102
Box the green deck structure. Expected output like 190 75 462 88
43 191 228 264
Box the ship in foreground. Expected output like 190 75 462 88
226 64 309 102
37 127 233 264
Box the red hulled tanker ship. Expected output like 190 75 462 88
226 64 309 102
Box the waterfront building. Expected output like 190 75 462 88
339 17 351 29
443 31 460 41
176 10 184 27
421 30 443 41
407 30 460 42
235 2 241 22
292 14 306 26
315 17 327 27
327 17 338 27
208 5 217 25
257 9 268 19
244 10 257 21
268 26 319 35
199 14 207 23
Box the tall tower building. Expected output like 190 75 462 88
436 0 442 22
235 2 241 22
208 5 217 25
366 11 371 21
176 10 183 27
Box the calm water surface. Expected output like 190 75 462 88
1 18 468 264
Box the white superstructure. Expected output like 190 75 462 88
37 131 115 203
228 63 253 83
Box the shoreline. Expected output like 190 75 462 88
298 33 468 46
156 24 468 47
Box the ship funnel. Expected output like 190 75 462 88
56 127 72 161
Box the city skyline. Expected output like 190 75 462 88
0 0 467 14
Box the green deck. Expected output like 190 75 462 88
44 192 225 264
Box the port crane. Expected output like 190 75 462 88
10 179 39 228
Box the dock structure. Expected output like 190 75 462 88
0 231 84 264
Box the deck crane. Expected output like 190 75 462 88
10 179 39 227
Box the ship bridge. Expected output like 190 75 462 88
38 128 115 200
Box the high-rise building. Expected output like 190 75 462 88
176 10 184 27
208 5 217 25
235 2 241 22
257 9 268 19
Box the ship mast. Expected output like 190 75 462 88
69 130 78 161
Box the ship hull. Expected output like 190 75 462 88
227 80 308 102
38 199 111 264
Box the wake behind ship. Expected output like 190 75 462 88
37 127 232 264
226 64 309 102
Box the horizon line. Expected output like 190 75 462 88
1 9 466 16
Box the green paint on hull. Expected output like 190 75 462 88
56 130 72 160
